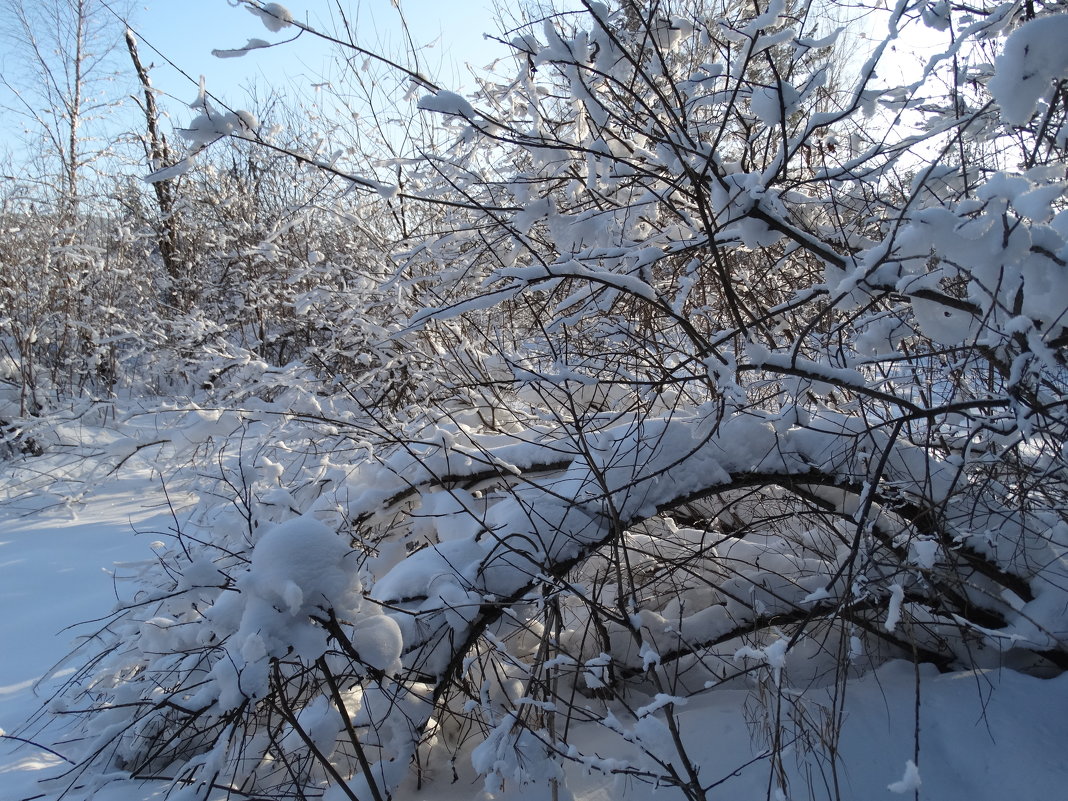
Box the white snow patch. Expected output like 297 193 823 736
885 583 905 632
989 14 1068 125
244 515 358 616
418 90 476 119
212 38 272 58
246 2 293 33
351 614 404 674
888 759 922 793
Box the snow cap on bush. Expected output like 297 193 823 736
989 14 1068 125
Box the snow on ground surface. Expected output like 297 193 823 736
0 470 176 801
1 424 1067 801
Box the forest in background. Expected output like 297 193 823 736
2 1 1068 800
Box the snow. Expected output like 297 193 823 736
0 474 184 801
888 759 922 794
6 2 1068 799
885 583 906 632
734 637 789 685
181 107 258 147
1013 182 1067 222
989 14 1068 125
350 613 404 674
211 38 272 59
751 81 800 126
143 156 195 183
243 514 359 617
909 538 941 570
7 368 1062 798
6 453 1063 801
633 694 686 719
246 2 293 33
743 0 788 36
418 90 476 119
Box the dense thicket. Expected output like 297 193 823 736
2 1 1067 800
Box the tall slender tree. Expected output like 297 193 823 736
0 0 125 220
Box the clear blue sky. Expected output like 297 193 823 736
0 0 512 171
131 0 509 115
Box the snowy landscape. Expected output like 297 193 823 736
2 1 1068 800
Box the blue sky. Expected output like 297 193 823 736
0 0 511 169
131 0 508 115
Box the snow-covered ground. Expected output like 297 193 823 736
0 460 182 801
2 437 1067 801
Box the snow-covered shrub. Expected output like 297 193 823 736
40 2 1068 800
0 185 165 410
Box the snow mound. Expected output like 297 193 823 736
989 14 1068 125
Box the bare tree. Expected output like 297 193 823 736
0 0 127 220
124 28 185 292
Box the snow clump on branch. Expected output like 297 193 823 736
244 1 294 33
989 14 1068 125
